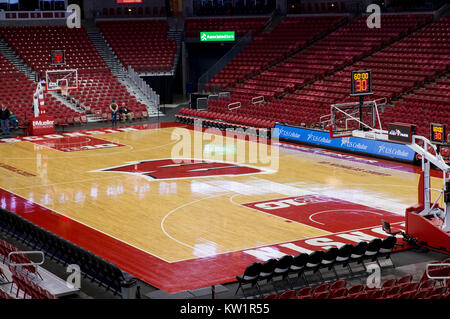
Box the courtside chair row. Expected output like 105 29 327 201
235 236 398 298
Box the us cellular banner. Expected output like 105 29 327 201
273 124 416 162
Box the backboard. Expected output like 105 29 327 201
45 69 78 92
327 98 386 139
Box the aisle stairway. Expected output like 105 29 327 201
83 20 162 118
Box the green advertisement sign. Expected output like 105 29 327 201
200 31 235 42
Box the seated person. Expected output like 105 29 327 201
9 112 19 130
119 103 133 121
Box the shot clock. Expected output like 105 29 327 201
351 70 372 96
430 123 446 145
51 50 65 66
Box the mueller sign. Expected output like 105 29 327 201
32 119 54 129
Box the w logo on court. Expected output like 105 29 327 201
95 159 265 180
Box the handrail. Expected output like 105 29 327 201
319 113 332 123
7 251 45 267
219 92 230 99
251 96 264 105
127 66 160 108
228 101 241 111
426 263 450 282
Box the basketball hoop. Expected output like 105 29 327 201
45 69 78 92
60 85 68 97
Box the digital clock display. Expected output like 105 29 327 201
51 50 65 65
430 123 446 144
351 70 372 96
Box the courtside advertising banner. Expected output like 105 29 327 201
273 124 416 162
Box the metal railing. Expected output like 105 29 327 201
7 251 45 280
251 96 264 105
198 30 254 93
426 263 450 285
127 66 160 108
228 101 241 111
219 92 230 99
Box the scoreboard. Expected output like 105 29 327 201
51 50 65 66
430 123 446 145
351 70 372 96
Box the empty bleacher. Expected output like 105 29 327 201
0 52 82 126
204 16 346 93
382 76 450 138
185 17 268 38
184 13 449 133
0 25 148 125
100 6 166 18
263 262 450 299
0 207 128 297
97 19 176 73
233 15 430 99
0 238 78 299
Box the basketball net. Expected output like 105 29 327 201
61 85 68 97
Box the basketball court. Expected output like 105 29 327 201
1 121 445 293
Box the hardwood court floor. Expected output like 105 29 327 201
0 123 443 292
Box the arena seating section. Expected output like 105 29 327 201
195 2 274 16
181 13 450 138
0 207 127 297
100 6 166 18
203 16 347 93
298 1 348 14
0 238 57 299
185 17 268 38
189 14 436 131
97 19 176 73
264 271 450 299
235 236 450 299
379 15 450 137
0 52 81 126
0 26 148 126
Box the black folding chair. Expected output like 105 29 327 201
364 238 382 266
335 244 353 277
289 253 309 286
378 236 397 268
304 250 325 284
349 242 368 272
235 262 262 298
257 258 277 296
272 255 294 290
319 247 339 280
